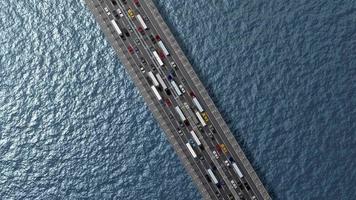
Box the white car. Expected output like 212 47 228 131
104 7 110 15
171 61 177 69
231 180 238 189
224 160 230 167
212 150 219 159
179 84 186 93
116 9 124 17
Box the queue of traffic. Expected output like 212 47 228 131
99 0 258 199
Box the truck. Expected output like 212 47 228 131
148 71 159 87
190 130 202 146
195 111 207 127
175 106 186 122
207 169 219 185
232 162 244 178
136 14 148 30
186 143 197 158
157 41 169 56
151 86 162 101
155 73 167 90
192 97 204 112
171 80 182 96
110 19 123 36
153 51 164 66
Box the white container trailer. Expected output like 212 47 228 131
153 51 164 66
186 143 197 158
195 111 207 127
151 86 162 101
190 130 201 146
175 106 186 121
136 14 148 30
192 97 204 113
148 71 159 87
232 162 244 178
110 19 122 36
207 169 219 185
155 73 167 90
157 41 169 56
171 80 182 96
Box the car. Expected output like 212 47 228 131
139 65 145 73
128 27 134 32
211 163 217 170
178 129 183 136
165 99 172 107
122 28 130 37
228 194 234 200
127 46 134 54
229 156 234 162
224 160 230 167
212 150 219 159
134 47 139 53
231 180 238 189
179 121 184 127
215 192 221 197
104 7 110 15
209 124 216 133
220 144 228 154
238 181 244 190
111 0 117 6
158 51 165 59
201 112 209 122
171 61 177 69
251 196 257 200
189 91 195 97
150 46 155 52
115 8 124 17
133 0 140 6
198 126 203 132
150 34 156 43
137 26 144 35
167 74 173 81
205 175 212 182
216 144 222 154
165 89 172 96
184 120 190 127
135 38 140 45
244 182 251 191
199 156 204 160
179 84 186 93
169 114 174 119
128 8 135 18
140 57 146 65
207 131 214 139
155 34 161 41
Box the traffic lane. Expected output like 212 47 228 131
105 1 250 198
177 95 249 199
106 3 227 199
115 3 235 198
136 4 243 200
137 1 259 199
95 2 220 199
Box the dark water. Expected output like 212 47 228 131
1 0 355 199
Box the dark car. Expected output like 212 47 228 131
150 34 156 43
140 57 146 65
122 28 130 37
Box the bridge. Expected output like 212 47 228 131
84 0 271 199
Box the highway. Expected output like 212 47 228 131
84 0 271 199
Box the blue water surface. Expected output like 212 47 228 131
1 0 355 199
